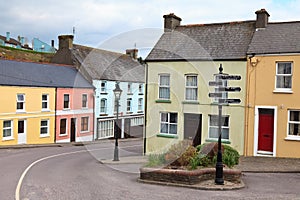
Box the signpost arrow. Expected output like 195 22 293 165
209 81 223 86
218 87 241 92
219 75 241 80
208 93 223 98
219 98 241 104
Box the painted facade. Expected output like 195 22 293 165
32 38 56 53
0 86 55 145
55 88 94 143
145 61 246 154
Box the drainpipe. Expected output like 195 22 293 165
143 62 148 155
54 88 57 143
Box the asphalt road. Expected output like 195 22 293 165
0 139 299 200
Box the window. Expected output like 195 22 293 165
138 98 143 111
100 98 107 113
159 74 170 99
139 84 143 94
185 75 198 101
128 83 132 94
17 94 25 111
81 117 89 132
209 115 229 140
3 120 13 138
101 81 107 93
82 94 88 108
63 94 70 109
42 94 49 110
288 110 300 137
131 116 144 126
98 120 114 138
127 98 132 112
40 120 49 136
60 119 67 135
160 112 177 134
276 62 292 90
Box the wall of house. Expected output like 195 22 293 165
245 55 300 158
0 86 55 145
32 38 56 53
56 88 94 142
145 61 247 154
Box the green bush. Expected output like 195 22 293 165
222 145 240 168
145 154 166 167
164 140 194 166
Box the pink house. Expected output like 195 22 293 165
55 69 94 143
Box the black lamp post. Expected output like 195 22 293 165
113 82 122 161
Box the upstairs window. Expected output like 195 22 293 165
159 74 170 100
128 83 132 94
139 84 143 94
138 98 143 111
42 94 49 110
185 75 198 101
101 81 107 93
17 94 25 111
100 98 107 114
63 94 70 109
276 62 292 91
82 94 88 108
127 98 132 112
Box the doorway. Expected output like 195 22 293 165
70 118 76 142
184 113 202 146
18 120 26 144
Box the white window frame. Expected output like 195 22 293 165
40 119 49 137
275 62 293 92
160 112 178 135
100 98 107 114
42 94 49 111
208 115 230 140
286 110 300 140
16 94 25 112
3 120 13 140
138 98 143 111
127 98 132 112
101 81 107 93
82 94 88 108
98 119 114 139
139 84 143 94
81 116 89 133
63 94 70 109
59 118 68 136
128 83 132 94
158 74 170 100
185 74 198 101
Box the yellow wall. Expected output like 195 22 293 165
146 61 247 154
245 55 300 158
0 86 55 145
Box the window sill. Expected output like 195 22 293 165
59 133 68 136
155 99 171 103
273 90 293 94
42 109 51 112
16 110 26 113
137 110 143 113
81 107 88 110
100 92 108 95
284 137 300 141
156 134 178 139
80 131 90 134
40 135 50 138
205 138 231 144
100 114 108 116
126 112 133 114
127 93 133 95
138 93 144 95
182 101 200 105
2 137 14 141
63 108 70 111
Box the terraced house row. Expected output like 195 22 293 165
144 9 300 158
0 36 145 145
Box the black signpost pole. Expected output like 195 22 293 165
215 64 224 185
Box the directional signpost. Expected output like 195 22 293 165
208 64 241 185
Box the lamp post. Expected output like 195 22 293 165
113 82 122 161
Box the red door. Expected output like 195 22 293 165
258 109 274 152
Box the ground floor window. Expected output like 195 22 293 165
40 120 49 136
81 117 89 132
131 116 144 126
209 115 229 140
98 120 114 138
288 110 300 137
60 118 67 135
160 112 177 135
3 120 13 138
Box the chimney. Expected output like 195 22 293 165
6 32 10 41
163 13 182 32
126 49 138 59
51 40 54 47
58 35 74 50
255 9 270 28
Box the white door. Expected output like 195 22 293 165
18 120 26 144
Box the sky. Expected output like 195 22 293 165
1 0 300 58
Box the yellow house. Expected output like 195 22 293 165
0 86 55 145
245 10 300 158
144 13 257 155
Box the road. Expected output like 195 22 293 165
0 139 299 200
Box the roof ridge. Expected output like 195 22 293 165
178 20 255 28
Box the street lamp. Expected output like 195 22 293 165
113 82 122 161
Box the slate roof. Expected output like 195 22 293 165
0 59 93 88
146 21 256 61
247 21 300 55
71 44 145 83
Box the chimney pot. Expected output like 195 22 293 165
255 9 270 28
163 13 182 32
126 49 138 59
6 32 10 41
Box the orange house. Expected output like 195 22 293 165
244 9 300 158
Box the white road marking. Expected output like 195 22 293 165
15 144 142 200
